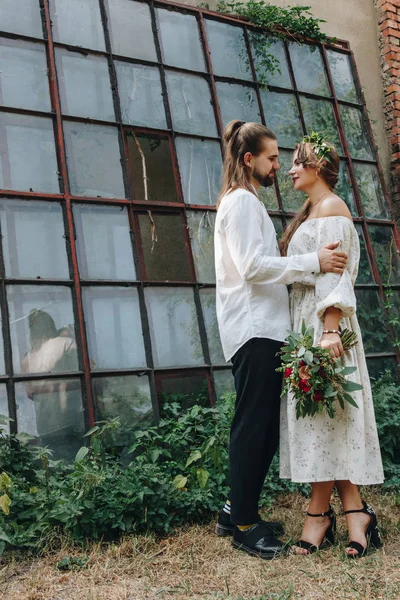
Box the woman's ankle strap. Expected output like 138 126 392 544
307 506 333 518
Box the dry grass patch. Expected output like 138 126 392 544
0 491 399 600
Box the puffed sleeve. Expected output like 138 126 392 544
315 217 360 320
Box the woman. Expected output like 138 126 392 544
279 136 384 558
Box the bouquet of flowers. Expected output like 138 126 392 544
277 321 363 419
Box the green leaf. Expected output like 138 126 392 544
339 366 357 376
337 394 345 410
0 494 11 516
304 351 314 365
185 450 202 467
297 346 306 357
83 426 100 438
343 393 359 408
75 447 89 462
197 468 209 489
0 530 11 544
0 472 11 492
173 475 188 490
342 381 363 392
150 448 162 464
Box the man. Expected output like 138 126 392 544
214 120 347 559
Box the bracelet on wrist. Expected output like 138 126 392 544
322 329 341 336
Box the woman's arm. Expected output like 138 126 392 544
320 306 343 358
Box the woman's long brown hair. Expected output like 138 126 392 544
217 120 276 209
279 142 340 256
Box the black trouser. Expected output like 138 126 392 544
229 337 283 526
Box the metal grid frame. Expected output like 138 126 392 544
0 0 399 434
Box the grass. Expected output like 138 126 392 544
0 491 399 600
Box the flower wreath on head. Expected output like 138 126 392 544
301 131 334 162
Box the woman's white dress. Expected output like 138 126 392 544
279 216 384 484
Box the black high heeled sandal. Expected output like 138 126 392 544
294 505 336 555
344 501 383 559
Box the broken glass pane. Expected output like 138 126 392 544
300 97 342 152
260 90 303 148
216 82 261 127
175 137 222 206
205 19 252 80
106 0 157 61
200 288 224 364
289 42 330 97
353 163 389 219
166 72 217 137
157 8 205 71
249 34 292 88
50 0 105 51
186 210 216 283
327 50 359 103
339 105 374 160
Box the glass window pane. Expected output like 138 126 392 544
0 385 9 432
0 199 69 279
50 0 105 50
258 185 279 211
157 9 205 71
116 63 167 129
138 213 191 281
272 216 284 239
176 137 221 206
73 204 136 280
260 91 303 148
339 105 374 160
93 375 153 444
106 0 157 61
356 289 393 353
55 50 114 121
336 161 357 216
0 113 59 193
0 312 5 375
16 378 84 461
300 98 342 152
167 72 217 137
327 50 359 103
277 150 306 212
367 357 399 382
214 370 235 401
145 287 204 367
83 287 146 369
355 224 373 284
127 133 178 203
186 211 216 284
200 289 224 364
369 226 400 285
249 34 292 88
158 373 209 410
8 285 78 375
0 0 43 38
353 163 390 220
63 122 125 198
289 43 329 96
206 20 252 81
0 39 50 112
216 82 261 128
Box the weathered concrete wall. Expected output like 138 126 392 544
181 0 390 185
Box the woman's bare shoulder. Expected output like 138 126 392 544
318 194 352 219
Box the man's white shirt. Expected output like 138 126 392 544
214 187 321 361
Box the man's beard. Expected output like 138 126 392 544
253 168 275 188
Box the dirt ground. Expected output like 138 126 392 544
0 491 399 600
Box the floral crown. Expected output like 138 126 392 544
301 131 334 161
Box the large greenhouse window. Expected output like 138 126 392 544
0 0 398 456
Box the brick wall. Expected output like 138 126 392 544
376 0 400 221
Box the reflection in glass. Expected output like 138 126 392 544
327 50 359 103
289 43 329 96
0 385 9 432
127 133 178 202
369 226 400 285
353 163 389 220
83 287 146 369
339 106 374 160
0 39 50 112
0 113 59 193
277 150 306 212
336 162 357 216
216 82 260 127
73 204 136 280
55 50 114 121
50 0 105 51
0 0 43 38
258 185 279 211
249 34 292 88
16 378 84 461
214 370 235 401
356 289 393 353
0 200 69 279
271 216 284 240
63 122 125 198
355 224 374 284
176 137 222 206
93 375 153 444
167 72 217 137
8 286 78 375
116 63 167 130
260 91 303 148
145 287 204 367
206 20 251 80
107 0 157 61
300 98 342 151
186 211 216 284
367 357 399 382
157 9 205 71
158 374 209 411
200 289 224 364
138 213 191 281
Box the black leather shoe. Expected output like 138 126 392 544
215 509 284 538
232 523 286 560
